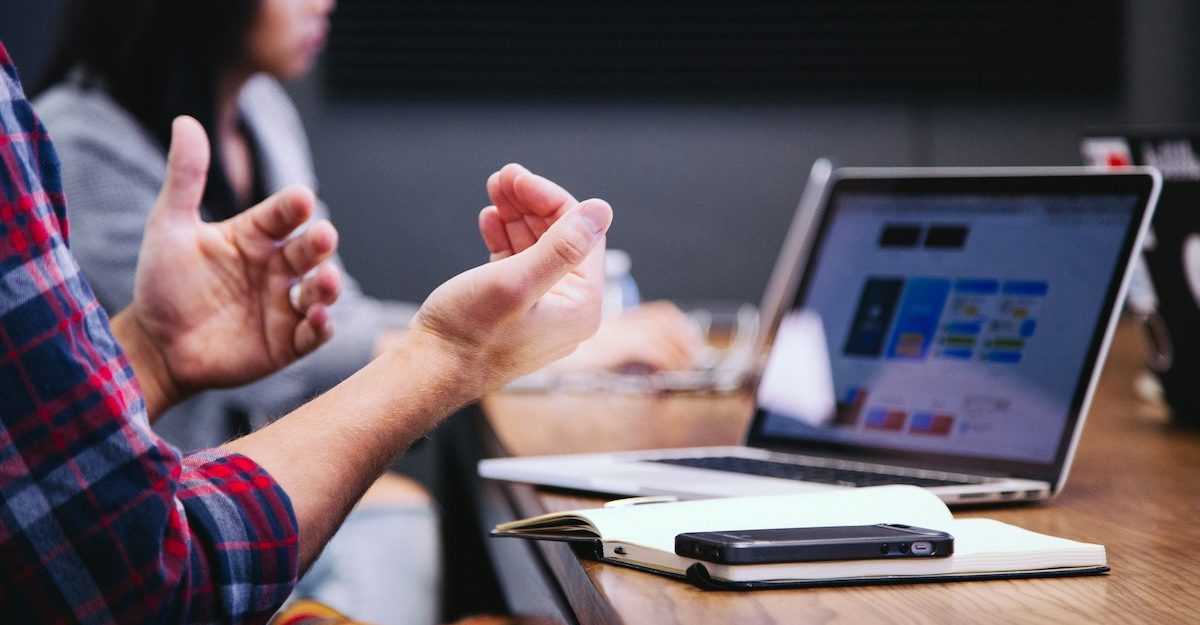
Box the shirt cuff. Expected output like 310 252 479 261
178 449 300 622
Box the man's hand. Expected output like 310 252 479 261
481 164 699 374
405 163 612 399
111 116 341 418
225 165 610 567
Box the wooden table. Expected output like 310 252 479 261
474 321 1200 625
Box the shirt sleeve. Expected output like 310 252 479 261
0 45 299 624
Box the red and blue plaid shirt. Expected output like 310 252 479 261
0 43 298 624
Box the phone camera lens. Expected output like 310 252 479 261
880 543 889 554
899 543 910 554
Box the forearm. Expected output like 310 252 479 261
110 308 182 420
223 329 477 569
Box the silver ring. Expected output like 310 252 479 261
288 281 304 314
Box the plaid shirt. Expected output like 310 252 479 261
0 44 298 624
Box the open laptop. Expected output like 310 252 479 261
480 166 1161 505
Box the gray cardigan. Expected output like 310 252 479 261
35 75 417 450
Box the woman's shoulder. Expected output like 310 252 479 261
239 74 298 116
34 80 163 171
239 74 317 189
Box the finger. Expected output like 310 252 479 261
630 302 701 349
512 169 577 219
294 263 342 310
653 329 701 369
622 331 693 372
644 345 690 371
238 186 318 242
152 116 210 223
512 169 573 248
486 170 509 219
504 216 538 255
568 200 610 288
495 164 578 254
525 214 551 239
479 206 513 260
495 166 539 251
639 300 686 317
489 163 529 222
659 334 699 368
647 304 704 348
293 304 334 357
623 325 694 371
506 198 612 299
281 218 338 275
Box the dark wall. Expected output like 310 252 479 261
4 0 1198 305
0 0 66 83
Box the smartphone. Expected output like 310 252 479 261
675 524 954 565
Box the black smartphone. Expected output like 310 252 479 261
675 524 954 565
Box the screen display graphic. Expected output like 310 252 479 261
757 191 1137 465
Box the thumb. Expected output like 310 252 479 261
509 198 612 297
152 116 210 223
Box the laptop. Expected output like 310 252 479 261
480 166 1161 505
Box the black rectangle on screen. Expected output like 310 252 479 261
879 225 921 248
924 225 969 249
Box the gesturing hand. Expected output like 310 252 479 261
113 116 342 416
407 164 612 399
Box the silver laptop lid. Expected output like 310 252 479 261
746 167 1160 491
757 158 834 350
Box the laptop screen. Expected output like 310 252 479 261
750 172 1156 479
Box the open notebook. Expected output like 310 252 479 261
492 486 1107 590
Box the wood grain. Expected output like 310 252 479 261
481 321 1200 625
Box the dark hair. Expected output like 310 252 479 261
36 0 262 220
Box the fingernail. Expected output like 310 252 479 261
578 200 610 236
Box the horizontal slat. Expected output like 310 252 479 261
325 0 1121 99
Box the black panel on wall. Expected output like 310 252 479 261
326 0 1122 99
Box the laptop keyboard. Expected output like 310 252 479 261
648 456 975 488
